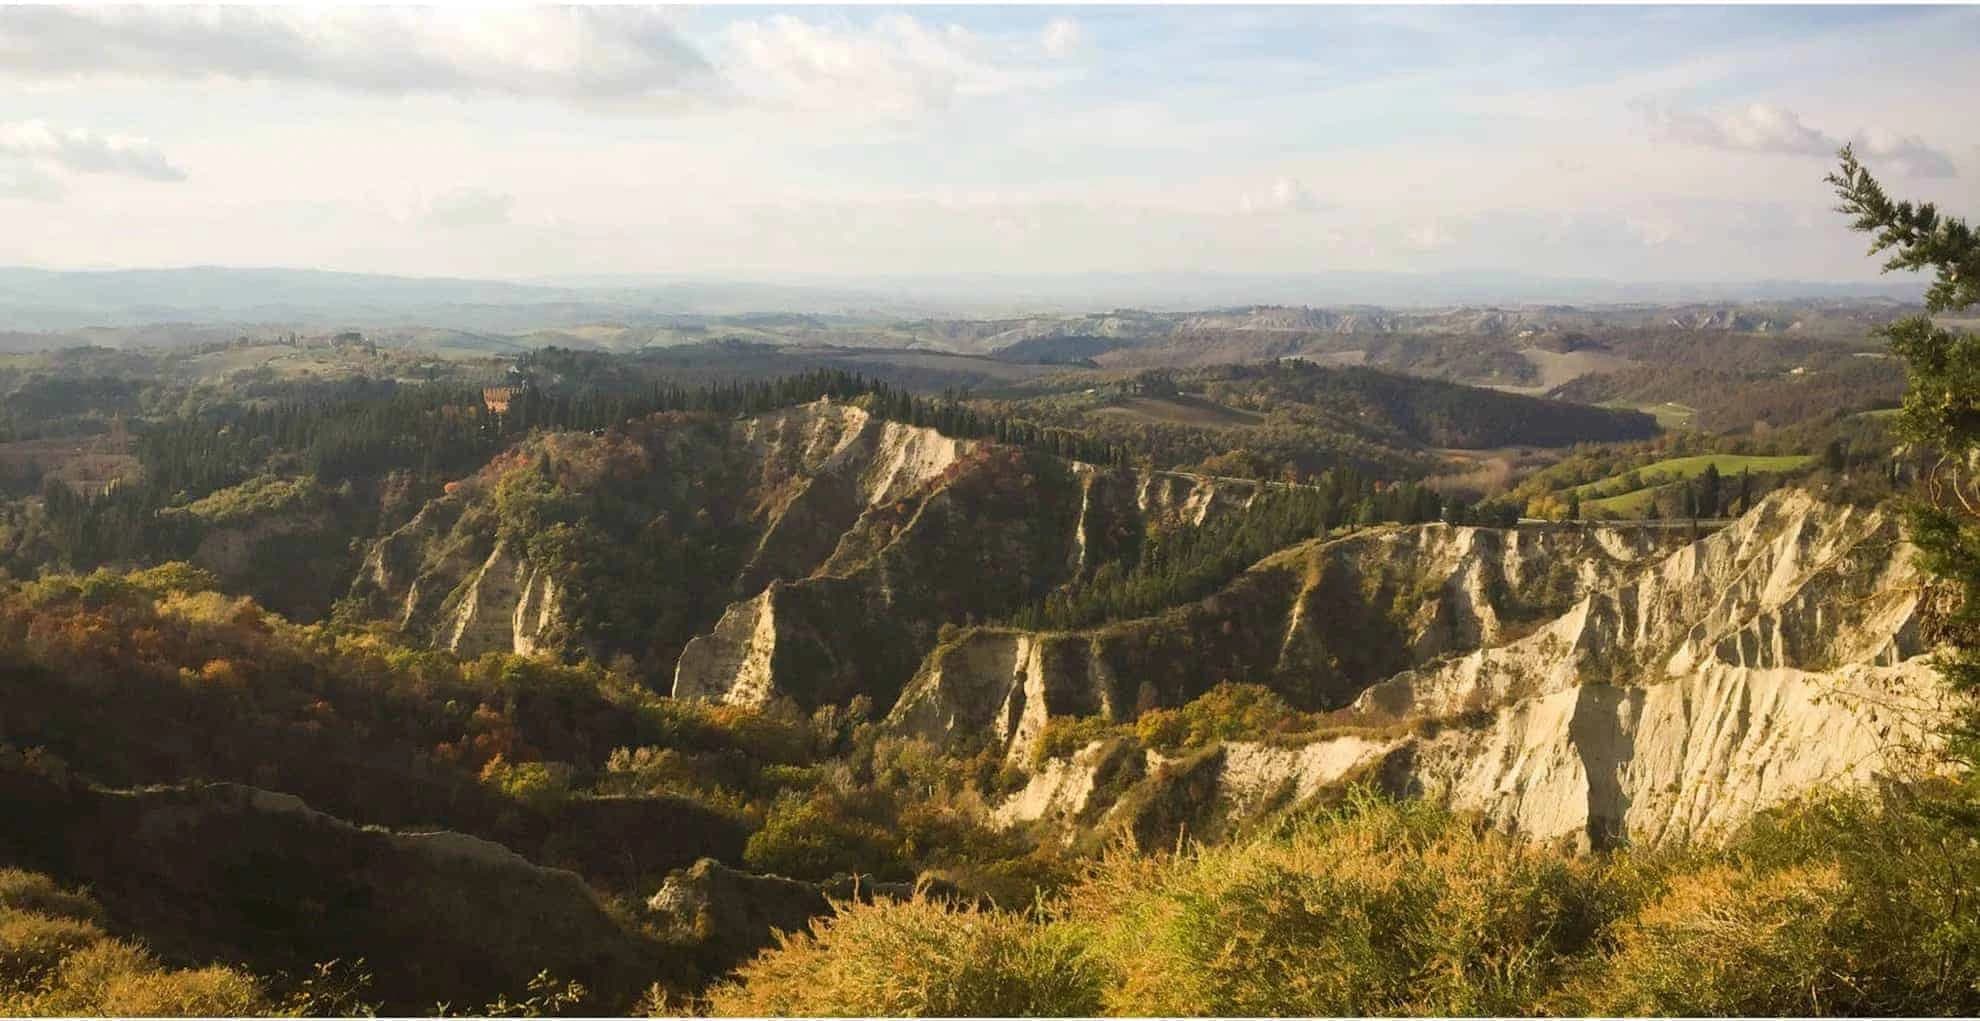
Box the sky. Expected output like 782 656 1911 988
1 4 1976 286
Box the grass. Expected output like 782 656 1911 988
1572 453 1813 517
1582 487 1665 517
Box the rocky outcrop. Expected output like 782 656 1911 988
437 538 565 658
1355 490 1925 719
672 587 780 705
1413 657 1942 848
890 631 1120 760
646 858 968 979
666 431 1268 712
189 511 334 579
647 859 834 977
888 520 1682 761
996 491 1957 849
353 400 972 662
354 400 1277 696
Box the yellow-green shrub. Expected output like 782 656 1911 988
1067 792 1613 1016
706 896 1105 1017
1569 863 1845 1015
1030 716 1119 767
1584 787 1980 1016
0 914 103 997
0 871 267 1017
1130 682 1315 753
0 870 100 925
477 753 573 809
742 790 905 882
29 942 264 1017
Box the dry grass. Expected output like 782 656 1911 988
705 896 1104 1017
1562 863 1845 1016
1062 792 1614 1016
712 785 1980 1017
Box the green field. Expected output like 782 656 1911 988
1583 487 1668 517
1602 400 1696 430
1575 453 1814 517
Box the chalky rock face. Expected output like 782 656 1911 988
885 520 1681 761
351 400 979 664
991 491 1954 848
350 399 1264 710
667 461 1272 712
355 402 1952 849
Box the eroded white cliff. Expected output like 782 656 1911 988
995 491 1956 848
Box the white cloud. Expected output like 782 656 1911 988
1238 176 1327 215
1637 101 1831 156
0 159 63 201
1635 99 1955 177
0 7 716 106
719 14 1068 117
0 9 1086 123
423 188 514 229
1854 128 1957 179
0 120 183 181
1041 18 1085 59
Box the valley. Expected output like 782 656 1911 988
5 4 1978 1015
0 287 1967 1016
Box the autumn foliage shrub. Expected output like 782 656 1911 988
1561 787 1980 1017
0 869 267 1017
1066 792 1615 1016
716 785 1980 1017
706 896 1106 1018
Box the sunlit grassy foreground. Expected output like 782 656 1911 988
710 788 1980 1017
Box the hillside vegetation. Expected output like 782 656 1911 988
978 360 1657 483
0 240 1971 1018
712 789 1980 1017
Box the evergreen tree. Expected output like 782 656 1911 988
1830 146 1980 758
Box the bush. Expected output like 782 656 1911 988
32 943 265 1017
742 790 906 882
1571 863 1845 1015
0 871 267 1017
478 754 574 809
711 791 1625 1016
1030 716 1119 768
1066 792 1613 1016
0 913 104 997
1131 682 1309 753
1597 787 1980 1016
123 561 220 598
706 896 1106 1017
0 870 100 925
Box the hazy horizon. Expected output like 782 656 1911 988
0 263 1930 333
